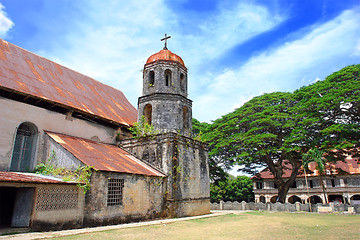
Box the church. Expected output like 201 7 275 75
0 36 210 230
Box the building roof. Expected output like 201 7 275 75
146 49 185 67
0 39 137 127
254 157 360 180
46 131 165 177
0 171 76 184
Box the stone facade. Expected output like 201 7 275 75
84 171 166 226
139 59 192 137
121 133 210 217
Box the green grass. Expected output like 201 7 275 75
49 212 360 240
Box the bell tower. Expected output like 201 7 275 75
138 34 192 137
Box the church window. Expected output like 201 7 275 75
183 106 189 129
10 122 38 172
144 104 152 125
107 178 124 206
149 71 155 86
165 69 172 86
180 73 185 91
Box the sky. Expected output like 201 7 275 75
0 0 359 124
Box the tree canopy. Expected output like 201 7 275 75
198 64 360 202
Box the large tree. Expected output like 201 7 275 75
203 64 360 202
294 64 360 157
204 92 304 202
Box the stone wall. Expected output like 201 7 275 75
211 201 359 213
83 171 166 227
121 133 210 217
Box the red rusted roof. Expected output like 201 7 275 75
254 157 360 179
0 171 76 184
0 39 137 127
146 49 185 67
46 131 165 177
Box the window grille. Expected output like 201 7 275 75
107 179 124 206
36 187 78 211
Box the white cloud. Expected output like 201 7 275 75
34 1 359 123
0 3 14 38
40 0 285 113
193 8 360 122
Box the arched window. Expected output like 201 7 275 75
165 69 172 86
180 73 185 91
144 104 152 125
149 71 155 86
10 122 38 172
183 106 189 129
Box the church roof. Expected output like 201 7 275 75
146 49 185 67
0 39 137 127
0 171 77 184
46 131 165 177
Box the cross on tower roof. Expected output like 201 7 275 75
161 34 171 50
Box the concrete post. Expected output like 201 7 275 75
220 200 224 210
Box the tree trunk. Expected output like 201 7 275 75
277 184 289 203
319 175 328 204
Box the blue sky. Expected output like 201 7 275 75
1 0 359 123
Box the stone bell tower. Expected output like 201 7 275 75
122 35 210 218
138 34 192 137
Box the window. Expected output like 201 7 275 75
107 179 124 206
256 182 263 189
331 179 335 187
149 71 155 86
290 181 297 188
10 122 38 172
309 180 313 188
165 69 172 86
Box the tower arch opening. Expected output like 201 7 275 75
10 122 38 172
149 71 155 86
165 69 172 87
143 104 152 125
180 73 185 91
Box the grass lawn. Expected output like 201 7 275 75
50 212 360 240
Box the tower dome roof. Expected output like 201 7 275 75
146 49 185 67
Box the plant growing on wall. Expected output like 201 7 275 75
129 115 158 139
35 150 94 193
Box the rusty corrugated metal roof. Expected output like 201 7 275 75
0 171 76 184
0 39 137 127
254 157 360 179
146 49 185 67
46 131 165 177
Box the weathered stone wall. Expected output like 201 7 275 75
143 61 188 97
0 97 117 171
138 94 192 137
83 171 166 227
121 133 210 218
